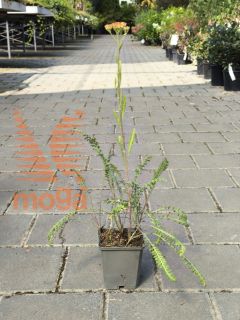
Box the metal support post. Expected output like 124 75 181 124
51 24 55 47
6 20 11 59
33 24 37 52
73 25 76 40
22 24 26 53
62 27 64 43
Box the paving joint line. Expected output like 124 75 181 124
55 246 69 293
225 169 240 187
207 188 223 213
207 292 223 320
21 214 38 247
101 292 108 320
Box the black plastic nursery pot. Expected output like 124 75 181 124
197 59 204 75
211 64 224 86
177 53 187 65
203 62 211 79
172 48 178 63
223 67 240 91
168 48 173 61
100 246 143 289
165 48 170 58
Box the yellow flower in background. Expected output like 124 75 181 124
105 22 129 35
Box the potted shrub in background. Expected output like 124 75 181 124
189 31 209 76
208 19 240 90
207 23 227 86
48 22 206 290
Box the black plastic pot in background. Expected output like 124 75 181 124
203 62 211 79
211 64 224 86
223 67 240 91
197 59 204 75
172 48 178 63
177 53 187 65
100 246 143 289
166 48 170 58
168 48 173 61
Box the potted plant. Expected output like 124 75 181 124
189 30 210 77
207 11 240 89
207 23 227 86
48 22 206 290
221 23 240 91
172 10 198 65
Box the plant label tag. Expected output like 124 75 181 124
228 64 236 81
183 52 187 61
170 34 179 46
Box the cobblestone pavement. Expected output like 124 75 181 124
0 35 240 320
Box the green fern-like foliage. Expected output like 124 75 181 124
48 211 77 245
83 133 124 195
181 256 206 287
145 158 169 194
147 212 206 287
145 236 176 282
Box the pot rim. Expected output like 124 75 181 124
99 245 144 251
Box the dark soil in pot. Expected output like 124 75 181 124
203 62 211 79
223 67 240 91
211 64 224 86
99 228 143 247
99 228 144 289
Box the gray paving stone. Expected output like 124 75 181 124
208 142 240 154
88 155 140 171
108 292 213 320
222 132 240 142
180 132 226 142
28 214 98 245
212 188 240 212
62 247 157 290
138 133 181 143
128 143 163 156
162 143 210 155
0 247 62 293
154 124 195 133
189 213 240 243
228 168 240 185
150 188 217 213
52 170 107 189
160 245 240 290
194 154 240 169
0 293 102 320
142 155 196 169
61 247 103 290
214 293 240 320
0 172 52 191
173 169 234 188
194 124 238 132
0 158 24 172
0 191 14 214
0 215 32 245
